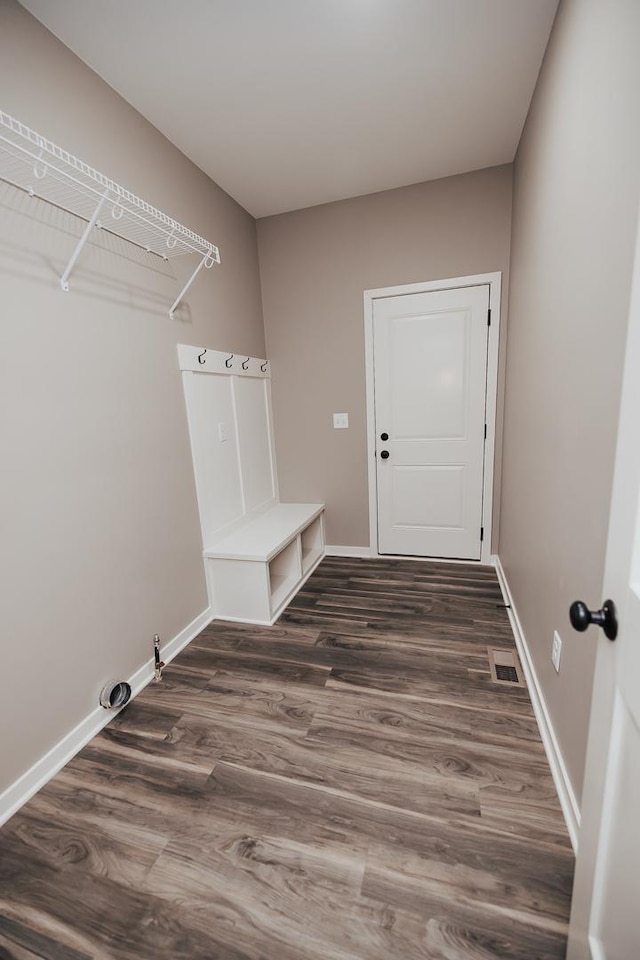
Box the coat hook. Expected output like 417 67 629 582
242 357 250 370
225 354 234 368
197 349 207 365
260 361 268 372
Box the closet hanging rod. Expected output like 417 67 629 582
0 173 180 261
0 110 220 315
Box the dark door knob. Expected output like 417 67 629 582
380 432 389 441
569 599 618 641
380 450 390 459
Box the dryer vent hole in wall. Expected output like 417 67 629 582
487 647 526 687
99 680 132 709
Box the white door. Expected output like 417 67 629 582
373 284 490 559
566 209 640 959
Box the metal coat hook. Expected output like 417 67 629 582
225 354 234 368
260 361 268 373
242 357 250 370
197 349 207 365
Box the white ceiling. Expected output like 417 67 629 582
20 0 558 218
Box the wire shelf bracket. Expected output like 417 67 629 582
169 250 217 320
60 188 109 292
0 110 221 316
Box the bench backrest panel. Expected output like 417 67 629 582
180 353 277 547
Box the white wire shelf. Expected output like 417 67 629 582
0 110 220 317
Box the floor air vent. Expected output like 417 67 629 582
495 664 519 682
487 647 526 687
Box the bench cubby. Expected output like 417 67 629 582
204 503 324 624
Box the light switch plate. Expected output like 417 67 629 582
218 422 228 442
333 412 349 429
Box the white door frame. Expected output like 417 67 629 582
363 272 501 564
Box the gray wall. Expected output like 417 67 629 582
0 0 264 796
257 165 513 548
499 0 640 805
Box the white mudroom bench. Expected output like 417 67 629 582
203 502 325 624
179 344 326 625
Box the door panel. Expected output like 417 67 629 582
597 705 640 960
392 466 465 529
567 208 640 960
388 311 470 438
373 285 489 559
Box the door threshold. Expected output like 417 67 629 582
375 553 489 566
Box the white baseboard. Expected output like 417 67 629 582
492 555 580 852
325 545 373 559
588 935 605 960
0 605 213 828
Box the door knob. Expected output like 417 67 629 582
380 432 389 441
380 450 390 459
569 599 618 641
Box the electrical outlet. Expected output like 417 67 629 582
333 412 349 429
218 421 228 442
551 631 562 673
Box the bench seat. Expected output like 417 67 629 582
204 503 324 562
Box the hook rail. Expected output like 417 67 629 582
177 345 270 378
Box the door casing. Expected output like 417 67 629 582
364 273 502 564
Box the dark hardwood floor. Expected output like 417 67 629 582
0 558 574 959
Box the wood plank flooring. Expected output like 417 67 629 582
0 558 574 959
